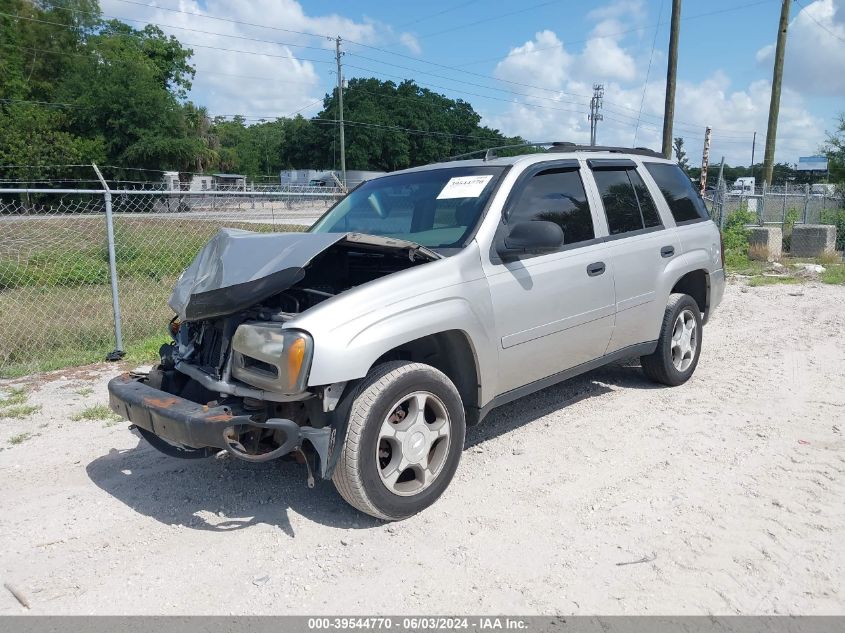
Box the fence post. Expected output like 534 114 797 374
92 164 125 359
803 183 809 224
781 182 786 226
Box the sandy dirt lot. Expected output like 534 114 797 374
1 280 843 615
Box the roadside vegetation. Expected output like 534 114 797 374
72 404 121 424
0 219 307 378
8 432 32 445
0 388 41 420
720 209 845 287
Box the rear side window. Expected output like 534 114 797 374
508 168 595 245
644 162 710 223
593 168 663 236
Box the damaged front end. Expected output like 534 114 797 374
108 228 439 481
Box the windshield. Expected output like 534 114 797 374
309 166 506 248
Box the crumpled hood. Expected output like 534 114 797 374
168 228 440 321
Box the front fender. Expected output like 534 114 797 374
306 278 497 404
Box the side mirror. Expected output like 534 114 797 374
497 221 564 259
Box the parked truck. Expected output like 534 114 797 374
729 177 755 195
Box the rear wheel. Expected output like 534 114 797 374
641 293 702 386
332 361 465 521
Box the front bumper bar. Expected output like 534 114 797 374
108 372 245 450
107 372 333 474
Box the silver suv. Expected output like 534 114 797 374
109 145 725 520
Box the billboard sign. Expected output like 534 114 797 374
796 155 828 171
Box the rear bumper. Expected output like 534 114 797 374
108 372 241 449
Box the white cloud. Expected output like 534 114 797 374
399 32 422 56
485 2 827 166
100 0 422 118
756 0 845 96
493 30 573 92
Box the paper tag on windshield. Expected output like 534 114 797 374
436 175 493 199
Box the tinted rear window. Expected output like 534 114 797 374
593 168 663 236
644 162 710 223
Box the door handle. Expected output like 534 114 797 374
587 262 606 277
660 245 675 258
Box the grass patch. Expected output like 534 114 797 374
0 217 307 378
747 276 800 287
72 404 121 422
75 386 94 396
124 334 168 365
8 432 32 445
821 263 845 285
0 387 28 407
0 403 41 418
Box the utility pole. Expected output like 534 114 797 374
763 0 791 185
335 36 347 188
662 0 682 159
588 83 604 146
699 126 712 194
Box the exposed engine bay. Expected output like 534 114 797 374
143 231 439 468
168 235 437 381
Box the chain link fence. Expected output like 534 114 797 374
0 184 342 377
705 184 845 253
706 184 844 227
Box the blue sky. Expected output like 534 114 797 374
101 0 845 166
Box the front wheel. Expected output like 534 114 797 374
332 361 466 521
641 293 703 386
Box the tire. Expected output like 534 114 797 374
332 361 466 521
641 293 703 387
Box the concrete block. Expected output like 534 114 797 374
748 226 782 261
790 224 837 257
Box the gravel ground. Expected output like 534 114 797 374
1 279 843 615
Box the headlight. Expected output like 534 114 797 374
231 323 313 394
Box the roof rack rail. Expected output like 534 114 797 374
444 142 663 162
546 144 664 158
444 141 557 162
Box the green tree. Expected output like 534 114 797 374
59 20 200 168
673 137 690 173
309 78 523 171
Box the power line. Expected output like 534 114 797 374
417 0 565 39
215 116 509 141
44 1 598 102
794 0 845 43
10 4 596 104
3 3 798 141
11 3 754 136
25 0 777 139
633 0 664 146
342 64 590 117
345 53 591 103
396 0 481 28
453 0 777 67
0 10 336 64
107 0 332 42
2 39 334 67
